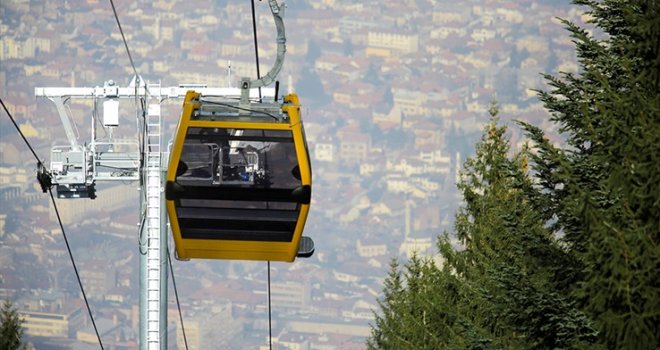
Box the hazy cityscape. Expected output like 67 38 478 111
1 0 585 349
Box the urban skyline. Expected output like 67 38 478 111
1 0 585 348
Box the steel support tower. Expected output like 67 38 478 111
36 81 273 350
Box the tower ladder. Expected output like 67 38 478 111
145 83 164 349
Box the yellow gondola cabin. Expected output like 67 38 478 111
166 91 313 262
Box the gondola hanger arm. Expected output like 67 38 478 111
241 0 286 104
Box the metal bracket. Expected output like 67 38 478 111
49 96 81 151
240 0 286 103
240 77 251 109
36 163 53 193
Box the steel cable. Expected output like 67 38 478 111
1 96 105 349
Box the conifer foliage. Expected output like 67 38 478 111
522 0 660 347
368 1 658 349
0 300 26 350
370 108 596 349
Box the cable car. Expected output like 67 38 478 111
165 91 313 262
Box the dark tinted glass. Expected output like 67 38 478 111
177 128 299 189
174 127 302 242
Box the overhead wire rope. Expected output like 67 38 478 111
167 249 189 350
138 210 148 255
109 0 139 80
108 0 150 236
0 97 105 350
107 0 152 266
107 2 189 346
0 98 43 164
48 189 105 350
136 97 149 256
262 128 274 350
268 261 273 350
251 0 263 101
249 1 273 348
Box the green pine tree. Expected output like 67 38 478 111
0 300 26 350
368 259 405 349
521 1 660 348
368 255 474 349
370 106 596 349
447 106 595 349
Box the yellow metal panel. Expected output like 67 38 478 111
166 91 199 184
171 203 309 262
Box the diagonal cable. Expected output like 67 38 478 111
108 2 151 234
249 3 272 347
267 261 273 350
251 0 263 101
49 190 105 350
108 0 151 99
1 96 104 349
1 98 43 164
167 249 189 350
109 0 139 79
